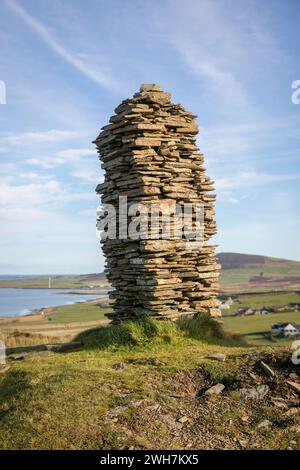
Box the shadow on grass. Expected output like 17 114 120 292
75 314 246 351
0 369 32 422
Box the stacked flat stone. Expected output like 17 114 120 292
94 84 220 321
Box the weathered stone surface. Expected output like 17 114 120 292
205 353 226 362
240 385 270 401
0 365 10 374
94 84 220 322
287 380 300 395
205 383 225 395
256 419 273 430
260 361 275 378
178 415 189 424
112 362 128 370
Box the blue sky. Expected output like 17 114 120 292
0 0 300 274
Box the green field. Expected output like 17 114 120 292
220 256 300 292
0 274 109 289
223 311 300 345
220 290 300 345
221 291 300 317
49 302 111 323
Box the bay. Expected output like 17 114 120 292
0 288 107 318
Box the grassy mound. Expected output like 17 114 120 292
76 314 243 350
75 317 180 350
177 313 225 340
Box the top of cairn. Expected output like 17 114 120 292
134 83 171 104
139 84 163 92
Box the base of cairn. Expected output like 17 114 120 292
94 84 221 322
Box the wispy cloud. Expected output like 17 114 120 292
0 180 95 209
26 147 96 169
215 170 300 205
56 148 95 159
71 169 103 183
160 0 288 117
160 0 253 113
5 0 122 92
2 129 79 146
217 170 300 191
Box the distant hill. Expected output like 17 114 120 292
217 252 298 270
218 252 300 293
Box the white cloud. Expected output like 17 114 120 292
80 208 98 217
0 180 94 210
56 148 95 159
5 0 122 92
2 129 79 146
160 0 253 112
216 170 300 192
26 147 96 169
71 169 103 183
218 191 239 204
26 158 57 169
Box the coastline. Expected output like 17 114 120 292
0 295 110 324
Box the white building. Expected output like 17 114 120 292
220 302 230 310
271 323 300 338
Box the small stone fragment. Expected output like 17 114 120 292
10 354 26 361
112 362 128 370
178 416 189 424
240 385 269 401
288 425 300 433
257 419 272 430
205 383 225 395
146 357 162 366
205 353 226 362
249 372 259 382
270 397 288 409
260 361 275 378
241 416 249 422
284 407 299 417
287 381 300 395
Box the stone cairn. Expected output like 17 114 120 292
94 84 220 322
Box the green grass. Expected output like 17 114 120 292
48 302 110 323
0 274 109 289
237 292 300 309
223 310 300 345
0 317 298 450
75 315 243 351
221 291 300 317
0 317 246 450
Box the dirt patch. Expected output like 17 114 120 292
100 351 300 450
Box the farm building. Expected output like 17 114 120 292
270 323 300 338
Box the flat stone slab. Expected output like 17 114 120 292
240 385 270 401
205 383 225 395
205 353 226 362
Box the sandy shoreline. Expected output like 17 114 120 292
0 296 110 324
